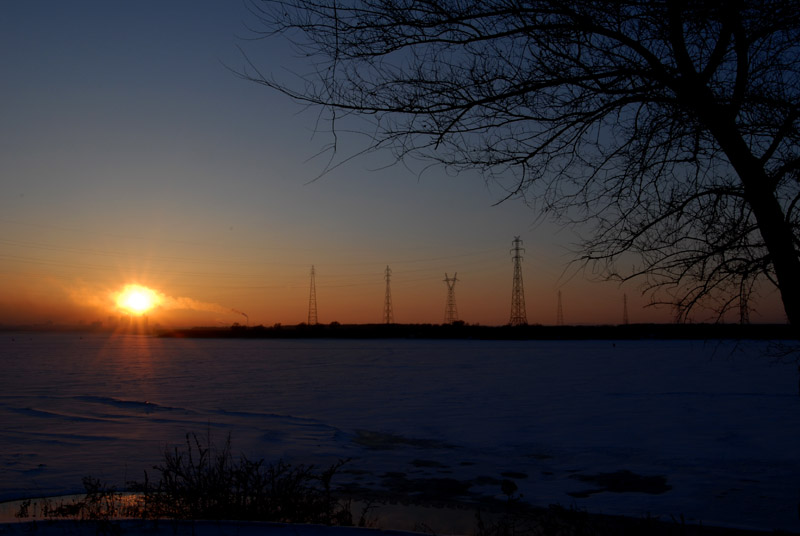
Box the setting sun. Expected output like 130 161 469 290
115 284 161 315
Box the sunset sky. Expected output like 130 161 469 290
0 1 786 328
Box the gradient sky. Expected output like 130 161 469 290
0 1 786 327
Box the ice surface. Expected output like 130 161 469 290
0 333 798 532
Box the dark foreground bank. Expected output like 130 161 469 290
158 322 796 341
0 504 792 536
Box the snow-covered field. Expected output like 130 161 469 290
0 333 798 533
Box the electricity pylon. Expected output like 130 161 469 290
556 290 564 326
739 288 750 325
509 236 528 326
308 265 318 325
443 273 459 323
622 293 629 325
383 265 394 324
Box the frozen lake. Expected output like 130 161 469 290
1 333 799 532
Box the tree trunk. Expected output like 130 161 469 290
666 9 800 334
743 173 800 330
712 124 800 333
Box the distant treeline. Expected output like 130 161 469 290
158 322 796 341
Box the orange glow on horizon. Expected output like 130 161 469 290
115 284 162 315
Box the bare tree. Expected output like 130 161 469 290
241 0 800 330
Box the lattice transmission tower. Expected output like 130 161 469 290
622 293 629 325
556 290 564 326
739 286 750 325
509 236 528 326
443 273 459 324
308 265 318 325
383 265 394 324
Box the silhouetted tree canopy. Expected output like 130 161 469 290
242 0 800 330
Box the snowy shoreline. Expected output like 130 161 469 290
2 335 799 532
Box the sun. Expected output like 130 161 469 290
116 284 161 315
